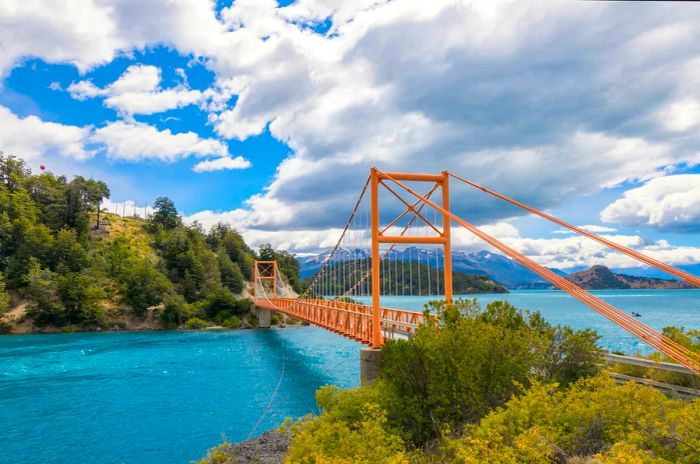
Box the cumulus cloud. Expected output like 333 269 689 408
193 155 252 173
0 105 92 161
5 0 700 250
553 225 618 235
67 64 203 116
601 174 700 232
657 98 700 132
91 121 228 162
199 1 700 231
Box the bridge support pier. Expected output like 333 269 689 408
255 308 272 328
360 348 381 386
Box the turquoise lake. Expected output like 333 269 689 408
1 289 699 463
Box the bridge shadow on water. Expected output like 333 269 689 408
255 327 360 403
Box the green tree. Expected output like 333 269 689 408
218 252 244 294
57 273 104 325
203 287 238 319
539 325 603 386
0 153 30 191
378 298 603 446
22 258 62 325
84 179 109 229
151 197 181 230
258 243 275 261
51 228 90 272
120 260 171 315
161 293 187 329
0 272 9 314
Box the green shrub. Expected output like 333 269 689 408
246 314 259 328
0 272 10 314
286 386 409 464
160 293 187 329
184 317 208 330
271 312 281 325
221 316 241 329
452 375 700 464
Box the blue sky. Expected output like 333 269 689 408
1 0 700 271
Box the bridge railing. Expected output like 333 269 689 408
254 296 430 344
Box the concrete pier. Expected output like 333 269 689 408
255 308 272 328
360 347 382 386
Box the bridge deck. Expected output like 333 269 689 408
254 297 428 344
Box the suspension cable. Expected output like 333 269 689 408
301 176 371 298
448 172 700 288
378 169 700 373
341 185 438 297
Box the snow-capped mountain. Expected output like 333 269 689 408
298 247 566 288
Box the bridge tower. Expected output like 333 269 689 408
361 169 454 383
369 168 453 348
254 260 278 328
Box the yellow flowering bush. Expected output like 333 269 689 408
451 375 699 463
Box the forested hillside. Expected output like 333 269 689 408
0 154 303 333
307 259 507 296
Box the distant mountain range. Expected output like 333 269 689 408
566 265 695 290
298 247 699 289
298 247 564 289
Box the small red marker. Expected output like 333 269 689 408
40 165 45 171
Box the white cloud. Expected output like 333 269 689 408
553 225 618 235
601 174 700 232
193 155 252 173
101 198 155 218
5 0 700 250
91 121 228 162
196 1 700 231
0 105 92 161
67 64 203 116
657 98 700 132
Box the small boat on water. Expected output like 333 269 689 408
631 311 642 317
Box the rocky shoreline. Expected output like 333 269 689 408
200 430 290 464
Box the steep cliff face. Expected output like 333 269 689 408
566 265 694 289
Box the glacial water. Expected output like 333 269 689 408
1 289 699 464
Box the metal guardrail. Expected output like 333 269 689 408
603 353 695 374
604 353 699 398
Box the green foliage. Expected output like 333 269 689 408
312 260 507 296
185 317 208 330
51 228 89 272
218 252 244 294
286 301 690 464
221 315 242 329
259 243 306 294
203 287 238 318
0 155 274 331
150 196 181 230
379 299 541 445
119 260 171 316
22 258 62 325
246 314 259 328
451 375 700 463
376 299 602 446
207 222 255 280
0 272 9 314
271 312 281 325
161 293 187 329
57 273 105 326
197 442 232 464
286 386 409 464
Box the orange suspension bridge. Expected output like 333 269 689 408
253 168 700 378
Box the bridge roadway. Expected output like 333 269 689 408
253 297 426 344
